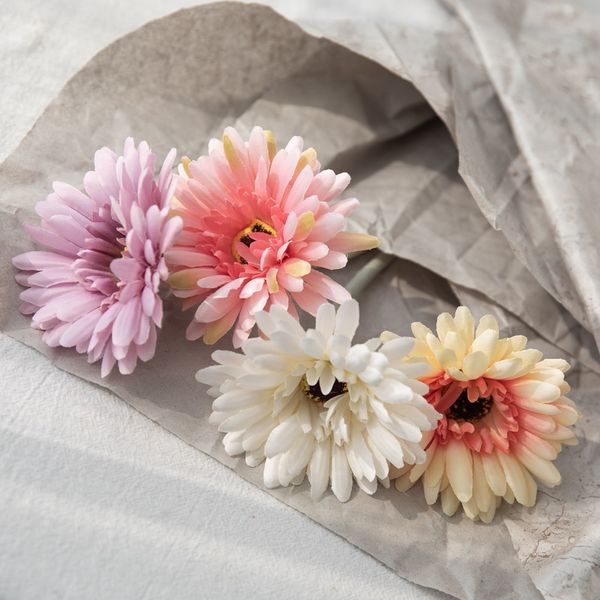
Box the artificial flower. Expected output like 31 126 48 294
390 307 579 522
13 138 182 376
167 126 379 347
197 300 440 501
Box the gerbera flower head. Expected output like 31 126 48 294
13 138 182 376
167 126 379 347
196 300 441 502
390 306 579 522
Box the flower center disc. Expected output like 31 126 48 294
232 219 276 263
446 390 493 423
301 377 348 403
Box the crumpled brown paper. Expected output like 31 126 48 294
1 3 599 598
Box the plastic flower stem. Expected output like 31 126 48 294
346 251 395 298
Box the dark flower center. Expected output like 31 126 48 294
446 390 493 422
301 377 348 403
232 219 276 264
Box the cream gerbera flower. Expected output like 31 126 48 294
390 307 579 522
196 300 440 501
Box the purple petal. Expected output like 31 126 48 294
110 257 143 283
137 326 157 362
59 308 102 348
26 224 80 256
12 251 72 271
112 298 142 347
117 345 138 375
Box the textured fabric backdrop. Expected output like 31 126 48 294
1 2 599 599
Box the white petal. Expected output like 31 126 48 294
242 416 275 451
394 474 416 492
481 451 507 496
515 445 561 487
462 351 489 380
472 454 493 513
356 475 378 495
387 415 423 443
475 314 499 337
366 422 405 468
286 434 315 476
345 344 372 373
497 452 529 506
263 456 281 488
264 418 301 458
308 440 331 500
380 336 415 361
446 439 473 503
212 389 266 412
331 444 353 502
470 329 499 362
510 380 560 403
349 424 376 481
315 302 336 338
334 299 359 340
423 443 446 490
484 357 523 380
441 485 460 516
218 403 271 433
373 379 412 405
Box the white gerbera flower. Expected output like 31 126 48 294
196 300 441 501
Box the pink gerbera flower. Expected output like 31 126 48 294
13 138 182 376
390 307 579 522
167 126 379 347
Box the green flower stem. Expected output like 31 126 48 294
346 251 395 298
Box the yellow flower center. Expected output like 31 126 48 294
231 219 276 264
301 376 348 403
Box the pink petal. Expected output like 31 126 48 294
322 172 351 201
25 224 80 256
164 249 217 268
331 197 359 216
160 216 183 252
137 325 158 362
277 271 304 293
27 267 78 287
112 299 142 347
291 287 327 317
294 242 328 262
53 181 98 218
304 270 351 304
195 289 242 323
307 213 345 243
197 274 233 289
141 286 156 316
311 251 348 270
59 308 102 348
306 169 335 198
111 258 143 283
282 165 313 212
12 251 72 271
117 345 138 375
145 205 161 243
55 291 102 321
186 319 206 341
100 348 117 377
240 278 265 299
134 314 151 345
158 148 176 196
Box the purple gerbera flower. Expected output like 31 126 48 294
13 138 182 376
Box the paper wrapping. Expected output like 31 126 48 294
1 3 599 598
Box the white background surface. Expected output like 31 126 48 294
0 2 441 598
